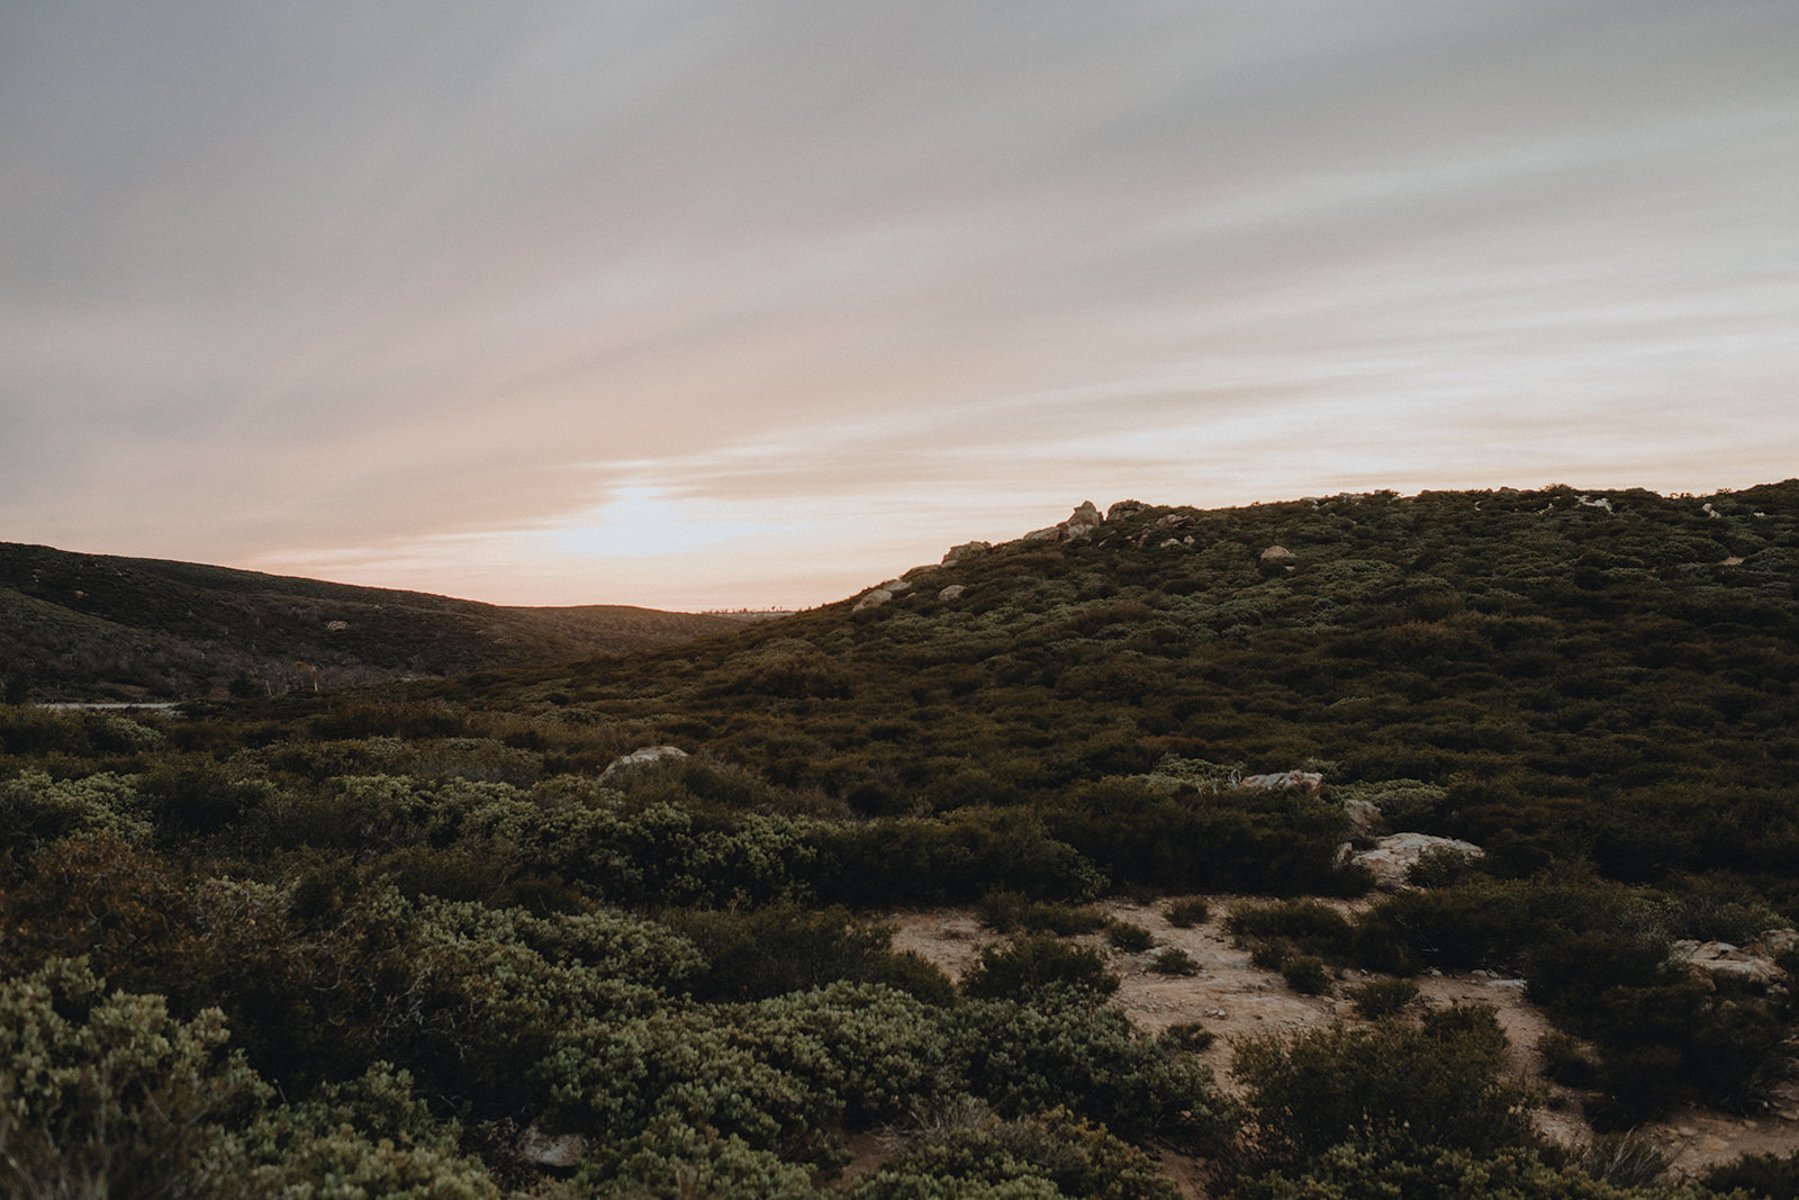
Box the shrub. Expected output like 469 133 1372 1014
1232 1006 1534 1171
1229 900 1355 961
961 936 1119 1002
1165 897 1210 928
1538 1031 1601 1090
1281 955 1332 996
1107 921 1155 952
1149 947 1199 976
1347 978 1419 1020
975 889 1105 935
1701 1149 1799 1199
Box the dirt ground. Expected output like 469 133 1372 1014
887 897 1799 1184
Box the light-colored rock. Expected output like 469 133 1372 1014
1342 798 1382 835
1158 538 1183 549
324 620 349 632
1155 514 1186 528
1719 556 1745 567
942 540 991 565
1670 939 1785 988
519 1125 586 1170
598 745 688 786
880 578 913 593
1021 526 1063 542
1576 495 1613 512
937 584 967 601
1755 928 1799 956
1702 502 1722 519
1063 500 1104 540
1348 833 1485 891
1260 545 1296 563
1107 500 1149 521
853 588 893 612
1238 769 1325 794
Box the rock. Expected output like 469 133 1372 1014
942 540 991 565
853 588 893 612
519 1125 586 1170
1260 545 1296 563
1755 928 1799 956
1487 978 1528 991
1348 833 1485 891
1342 798 1382 835
1702 502 1722 519
937 584 967 602
1238 769 1325 794
1576 495 1613 512
879 578 913 593
324 620 349 632
1670 939 1785 988
1155 514 1186 528
1720 556 1745 567
1158 538 1183 549
1021 526 1063 542
1063 500 1104 541
1107 500 1149 521
598 745 688 786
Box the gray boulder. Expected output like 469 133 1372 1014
599 745 688 786
1349 833 1484 891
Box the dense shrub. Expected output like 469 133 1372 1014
961 937 1119 1002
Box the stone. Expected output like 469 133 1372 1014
1158 538 1183 549
941 540 992 565
1576 495 1614 512
598 745 688 786
1238 769 1325 794
853 588 893 612
1107 500 1149 521
937 584 967 601
324 620 349 632
1670 939 1785 988
1260 545 1296 563
519 1125 586 1170
1348 833 1485 891
1021 526 1063 542
1062 500 1104 541
1755 928 1799 955
1342 798 1382 835
879 578 913 593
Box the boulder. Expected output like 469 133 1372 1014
1021 526 1063 542
1260 545 1296 563
1342 798 1383 835
599 745 688 786
937 584 967 601
1238 769 1324 794
879 578 913 593
519 1125 586 1171
1107 500 1149 521
1670 940 1785 989
1348 833 1484 891
942 540 991 565
853 588 894 613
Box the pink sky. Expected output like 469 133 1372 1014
3 2 1795 609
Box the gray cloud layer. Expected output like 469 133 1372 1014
3 2 1795 606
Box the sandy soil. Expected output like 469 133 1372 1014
888 897 1799 1184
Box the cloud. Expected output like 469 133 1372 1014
2 2 1795 606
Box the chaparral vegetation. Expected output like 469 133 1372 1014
3 481 1797 1197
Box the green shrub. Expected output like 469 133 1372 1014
1229 900 1356 961
1348 978 1419 1019
1232 1006 1534 1171
1281 955 1331 996
961 936 1119 1001
975 889 1105 935
1160 1022 1216 1053
1165 897 1210 928
1538 1031 1601 1090
1701 1149 1799 1199
1149 947 1199 976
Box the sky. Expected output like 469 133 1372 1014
3 1 1795 610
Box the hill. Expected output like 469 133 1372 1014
0 542 739 700
4 480 1799 1197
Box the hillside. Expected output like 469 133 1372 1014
4 481 1799 1198
0 542 739 700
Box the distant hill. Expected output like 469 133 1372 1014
0 542 738 700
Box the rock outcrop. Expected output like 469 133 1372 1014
1238 769 1324 794
1670 939 1786 989
942 541 991 565
1348 833 1484 891
599 745 688 786
853 588 894 613
937 584 967 601
1260 545 1296 564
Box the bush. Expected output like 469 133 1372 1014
961 936 1119 1002
1348 978 1419 1019
1107 921 1155 952
1149 947 1199 976
1229 900 1355 961
975 889 1105 935
1701 1149 1799 1199
1232 1006 1534 1172
1165 897 1210 928
1538 1031 1601 1090
1281 955 1331 996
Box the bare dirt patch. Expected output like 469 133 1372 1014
889 896 1799 1181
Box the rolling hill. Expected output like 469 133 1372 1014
0 542 739 700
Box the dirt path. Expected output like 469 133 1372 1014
889 897 1799 1181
